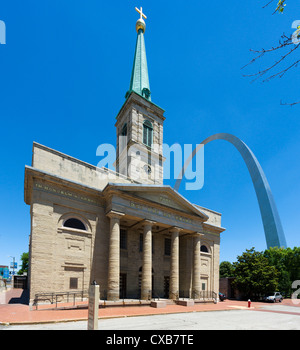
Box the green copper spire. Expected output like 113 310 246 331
126 7 151 101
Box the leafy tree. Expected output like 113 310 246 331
219 261 235 278
232 247 279 300
17 252 28 275
264 246 300 297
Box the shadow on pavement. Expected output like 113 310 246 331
8 289 29 305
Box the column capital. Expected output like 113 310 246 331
169 226 182 234
191 232 204 238
106 210 125 220
142 219 156 227
130 219 156 231
140 220 156 231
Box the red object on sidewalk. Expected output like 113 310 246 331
248 299 251 308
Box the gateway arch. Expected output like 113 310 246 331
174 133 287 249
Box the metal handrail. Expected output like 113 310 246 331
191 290 217 300
33 290 88 310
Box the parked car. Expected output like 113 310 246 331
264 292 283 303
219 292 226 301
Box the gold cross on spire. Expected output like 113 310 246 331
135 7 147 20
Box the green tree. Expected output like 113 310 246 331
264 246 300 297
232 248 279 300
17 252 29 275
219 261 235 278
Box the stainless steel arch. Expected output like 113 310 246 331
174 133 287 248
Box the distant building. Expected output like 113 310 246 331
0 265 9 279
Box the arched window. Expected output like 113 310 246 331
200 245 209 253
63 218 86 231
143 120 153 147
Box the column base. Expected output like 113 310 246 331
141 289 152 301
107 291 119 301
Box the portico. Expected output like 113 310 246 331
103 183 223 301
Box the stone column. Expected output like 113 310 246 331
169 227 180 300
192 233 202 299
107 211 124 301
141 221 154 300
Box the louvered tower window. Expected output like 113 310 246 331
143 120 153 147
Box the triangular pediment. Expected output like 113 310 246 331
129 191 196 214
104 183 208 221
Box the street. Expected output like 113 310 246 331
2 304 300 330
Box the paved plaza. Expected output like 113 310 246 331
1 306 300 330
0 289 299 330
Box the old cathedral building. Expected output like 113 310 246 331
24 8 225 306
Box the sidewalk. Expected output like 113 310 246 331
0 289 298 325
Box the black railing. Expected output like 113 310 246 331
191 290 217 300
151 290 161 301
33 290 88 310
33 289 218 310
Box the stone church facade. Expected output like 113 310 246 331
24 9 225 306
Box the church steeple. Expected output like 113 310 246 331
125 7 151 101
115 7 165 185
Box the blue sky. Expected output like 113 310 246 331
0 1 299 270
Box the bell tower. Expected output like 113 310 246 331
115 7 165 184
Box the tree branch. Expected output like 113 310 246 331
262 0 276 8
280 100 300 106
243 43 300 82
242 1 299 105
